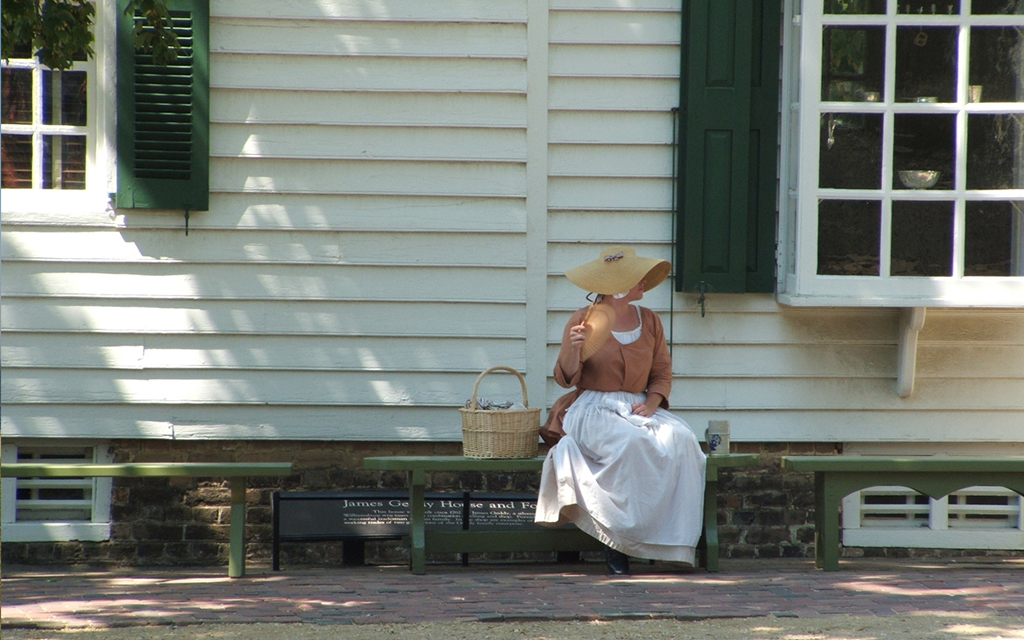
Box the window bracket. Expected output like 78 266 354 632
896 307 926 398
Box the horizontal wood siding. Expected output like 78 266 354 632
1 0 530 441
2 0 1021 444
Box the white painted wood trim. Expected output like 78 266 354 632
896 307 926 398
0 522 112 543
525 0 550 414
844 528 1024 550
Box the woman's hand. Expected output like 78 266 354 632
567 322 586 350
630 402 653 417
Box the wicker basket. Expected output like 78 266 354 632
460 366 541 459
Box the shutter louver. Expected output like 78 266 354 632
117 0 209 211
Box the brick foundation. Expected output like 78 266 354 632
3 440 1020 568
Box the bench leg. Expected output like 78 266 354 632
229 478 247 578
813 472 842 571
409 469 427 575
703 475 720 572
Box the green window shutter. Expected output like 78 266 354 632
116 0 209 211
676 0 780 293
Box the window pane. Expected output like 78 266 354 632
896 27 957 103
897 1 961 12
818 199 881 275
822 27 885 101
893 114 955 189
42 135 86 190
42 71 87 126
967 114 1024 190
969 27 1024 104
825 0 886 15
2 68 33 124
891 200 954 276
820 113 883 188
1 134 33 188
965 201 1023 276
971 0 1023 14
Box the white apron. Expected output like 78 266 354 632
535 388 707 564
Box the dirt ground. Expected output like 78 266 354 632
5 615 1024 640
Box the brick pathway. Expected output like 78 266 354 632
2 558 1022 629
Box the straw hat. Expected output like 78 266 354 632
565 246 671 296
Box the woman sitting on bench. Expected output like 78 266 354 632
535 246 707 575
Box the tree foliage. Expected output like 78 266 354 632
1 0 181 70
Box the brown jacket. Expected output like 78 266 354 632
540 305 673 446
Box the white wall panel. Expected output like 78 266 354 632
215 0 528 23
214 20 526 58
2 300 525 336
214 124 526 162
1 263 524 302
213 90 527 128
3 0 1021 447
214 54 526 93
212 159 526 197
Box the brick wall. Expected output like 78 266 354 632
3 440 1019 567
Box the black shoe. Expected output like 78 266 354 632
605 546 630 575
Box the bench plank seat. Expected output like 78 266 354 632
781 456 1024 571
1 462 293 578
364 453 759 574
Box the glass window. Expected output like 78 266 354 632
1 45 91 192
781 2 1024 306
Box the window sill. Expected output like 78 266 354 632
1 521 111 543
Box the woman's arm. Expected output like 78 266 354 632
554 309 587 386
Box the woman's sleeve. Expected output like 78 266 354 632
553 309 586 388
645 309 673 409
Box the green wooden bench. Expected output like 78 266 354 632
364 453 759 574
781 456 1024 571
0 462 293 578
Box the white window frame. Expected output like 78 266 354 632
1 440 113 542
0 0 116 218
778 0 1024 307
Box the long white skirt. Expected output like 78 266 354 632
535 390 707 564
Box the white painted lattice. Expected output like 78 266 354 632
842 485 1024 549
0 442 113 542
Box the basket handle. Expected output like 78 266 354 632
470 366 531 408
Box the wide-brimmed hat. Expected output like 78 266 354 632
565 246 671 296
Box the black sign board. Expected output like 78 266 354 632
274 492 543 541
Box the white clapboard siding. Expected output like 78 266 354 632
213 54 527 93
548 144 674 178
212 90 527 128
1 230 527 266
213 19 527 58
178 195 529 233
1 263 525 302
215 0 528 24
212 159 526 198
0 405 469 440
549 111 676 144
549 44 679 77
548 210 674 241
2 0 1021 449
551 0 679 10
2 370 528 406
2 300 525 337
548 177 673 211
213 124 527 163
549 77 679 111
3 334 526 372
666 410 1024 443
549 10 680 45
